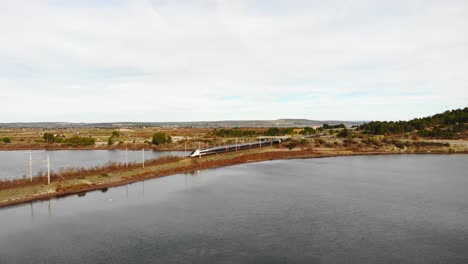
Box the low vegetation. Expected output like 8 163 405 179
213 128 259 137
0 156 182 191
323 124 345 129
0 108 465 153
300 126 316 135
42 133 94 146
152 132 172 145
64 136 96 146
265 127 294 136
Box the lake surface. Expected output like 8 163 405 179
0 150 186 180
1 154 467 263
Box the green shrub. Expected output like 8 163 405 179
337 128 351 138
323 124 345 129
152 132 172 145
265 127 294 136
65 136 95 146
285 141 298 150
393 141 405 149
300 127 316 135
314 138 325 145
43 133 55 143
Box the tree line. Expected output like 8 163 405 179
358 107 467 138
43 133 95 146
212 125 342 138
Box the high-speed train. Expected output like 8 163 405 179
190 139 281 157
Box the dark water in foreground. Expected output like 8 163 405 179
0 150 185 180
0 154 467 264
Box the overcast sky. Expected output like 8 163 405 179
0 0 467 122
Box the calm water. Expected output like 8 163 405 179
0 155 467 263
0 150 185 180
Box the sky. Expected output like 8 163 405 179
0 0 467 122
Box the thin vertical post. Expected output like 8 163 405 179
142 148 145 168
125 148 128 167
236 138 238 152
185 141 187 156
29 152 33 182
47 153 50 185
198 141 201 159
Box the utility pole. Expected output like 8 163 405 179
142 148 145 168
29 152 33 182
125 148 128 167
198 141 201 159
47 153 50 185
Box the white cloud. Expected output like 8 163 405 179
0 0 466 122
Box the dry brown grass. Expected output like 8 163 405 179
0 155 183 191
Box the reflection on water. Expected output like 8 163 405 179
0 150 185 180
0 155 468 264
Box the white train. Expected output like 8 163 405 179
190 139 281 157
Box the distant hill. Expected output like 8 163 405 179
0 119 364 129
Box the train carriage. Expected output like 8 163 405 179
190 139 281 157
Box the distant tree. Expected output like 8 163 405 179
265 127 294 136
111 131 120 137
2 137 11 143
213 128 258 137
107 136 114 146
323 124 345 129
152 132 172 145
337 128 351 138
300 127 316 135
43 133 55 143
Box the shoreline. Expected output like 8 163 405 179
1 149 466 209
0 146 182 151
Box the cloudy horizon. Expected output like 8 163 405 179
1 0 467 123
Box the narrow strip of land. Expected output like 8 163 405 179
0 147 464 208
